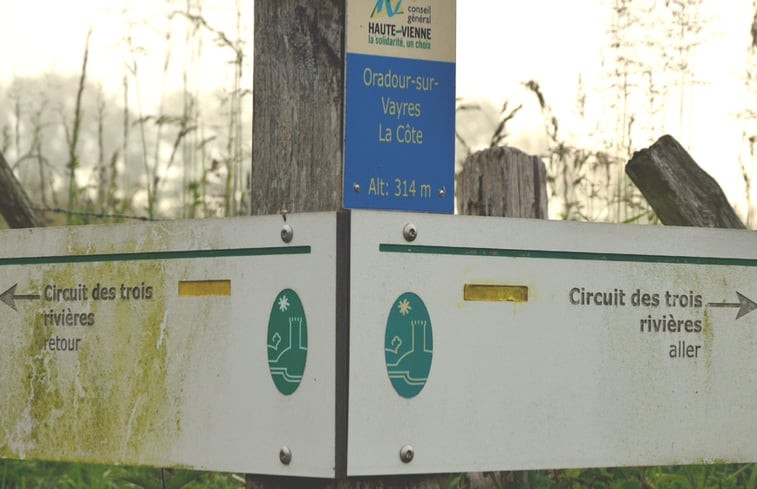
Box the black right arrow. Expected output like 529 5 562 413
0 284 41 311
707 292 757 320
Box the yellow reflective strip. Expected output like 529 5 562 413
178 280 231 297
464 284 528 303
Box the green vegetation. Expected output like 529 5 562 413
0 0 251 224
453 465 757 489
3 462 757 489
456 0 756 227
0 460 244 489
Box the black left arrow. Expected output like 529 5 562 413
0 284 41 311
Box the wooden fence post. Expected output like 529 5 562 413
0 149 45 229
625 135 745 229
456 146 548 489
457 146 548 219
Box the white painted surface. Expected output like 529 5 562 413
348 211 757 475
0 214 336 477
7 210 757 476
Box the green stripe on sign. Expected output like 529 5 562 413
0 246 311 266
379 244 757 267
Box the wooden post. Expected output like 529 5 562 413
251 0 345 215
456 146 548 218
456 146 548 489
249 4 345 484
250 2 457 487
625 135 745 229
0 149 45 229
249 3 344 484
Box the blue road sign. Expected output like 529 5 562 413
344 0 456 213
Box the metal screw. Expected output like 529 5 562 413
353 183 361 193
400 445 414 463
439 187 446 198
279 446 292 465
402 223 417 242
281 224 294 243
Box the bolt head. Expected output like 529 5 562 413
400 444 414 463
353 183 361 193
403 223 417 242
281 224 294 243
439 187 446 198
279 446 292 465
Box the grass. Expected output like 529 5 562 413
0 460 244 489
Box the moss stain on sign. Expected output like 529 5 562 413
0 260 182 466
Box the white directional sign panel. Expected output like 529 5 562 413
0 214 337 477
347 210 757 475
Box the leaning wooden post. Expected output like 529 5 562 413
625 134 745 229
0 149 45 229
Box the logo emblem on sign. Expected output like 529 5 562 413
267 289 308 395
385 292 433 398
371 0 404 18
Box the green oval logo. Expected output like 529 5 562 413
267 289 308 395
385 292 433 399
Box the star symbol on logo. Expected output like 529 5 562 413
278 295 290 312
397 298 412 316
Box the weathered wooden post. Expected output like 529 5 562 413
0 149 45 228
249 6 345 485
456 146 548 218
251 0 345 214
626 135 745 229
250 0 455 487
252 0 456 216
455 145 548 489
